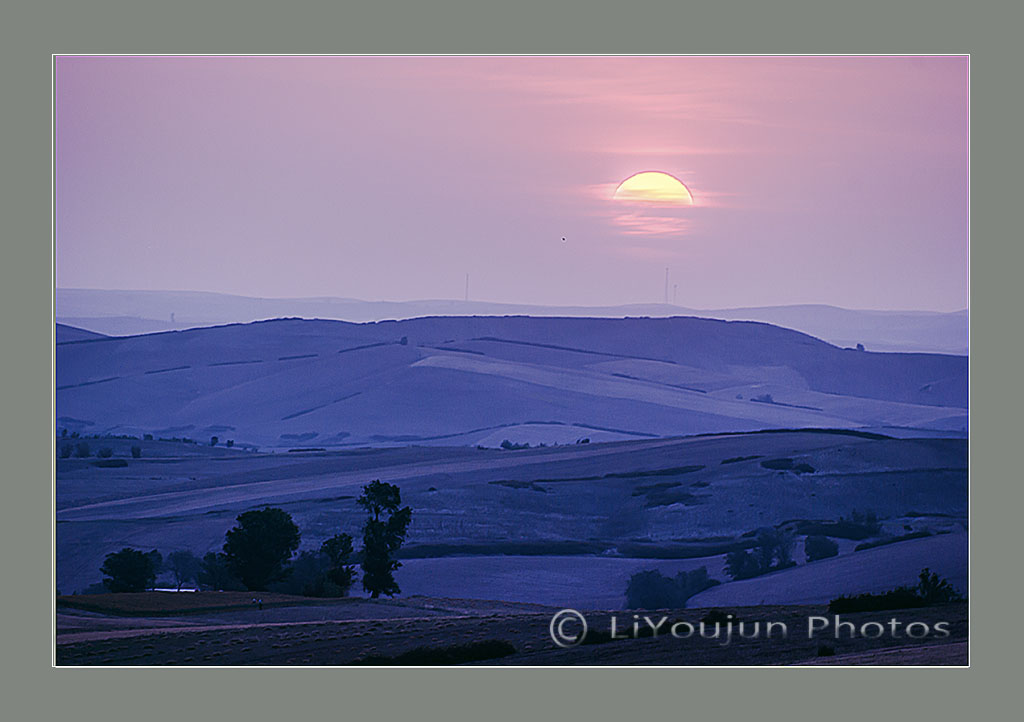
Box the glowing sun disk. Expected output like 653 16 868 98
613 171 694 205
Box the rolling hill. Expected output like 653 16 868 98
55 315 967 449
56 288 968 354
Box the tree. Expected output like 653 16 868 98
625 567 720 609
725 549 762 580
197 552 245 591
805 535 839 562
917 568 963 604
74 441 91 458
725 528 796 581
166 550 201 591
210 436 219 447
751 527 795 571
100 548 161 592
358 480 412 598
59 443 72 459
320 533 356 595
97 447 113 458
222 507 301 590
130 445 142 458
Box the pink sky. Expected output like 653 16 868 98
55 56 968 311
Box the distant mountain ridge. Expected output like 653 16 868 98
56 288 968 355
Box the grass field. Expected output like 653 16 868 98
55 595 968 666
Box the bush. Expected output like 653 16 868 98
500 440 530 450
226 439 234 448
59 443 72 459
143 433 153 441
210 436 219 446
97 447 113 458
74 441 91 458
828 568 964 613
805 535 839 562
130 445 142 458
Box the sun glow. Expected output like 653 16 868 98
613 171 694 205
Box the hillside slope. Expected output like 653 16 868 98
55 316 967 448
56 288 968 354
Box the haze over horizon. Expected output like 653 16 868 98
56 56 968 313
57 286 969 314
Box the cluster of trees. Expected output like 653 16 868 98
724 528 797 581
59 442 142 459
58 441 95 459
829 569 964 613
99 480 412 599
804 534 839 561
625 567 720 609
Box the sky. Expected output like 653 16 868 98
55 56 969 311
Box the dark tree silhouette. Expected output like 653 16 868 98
917 568 963 603
625 567 720 609
726 528 796 580
197 552 244 591
321 533 357 595
223 507 301 590
166 550 201 591
100 548 161 592
358 480 412 598
804 535 839 562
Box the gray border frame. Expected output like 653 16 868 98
5 0 1018 718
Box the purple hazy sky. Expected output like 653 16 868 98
55 56 968 311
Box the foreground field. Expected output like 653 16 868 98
55 594 968 666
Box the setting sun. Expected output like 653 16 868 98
613 171 694 205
